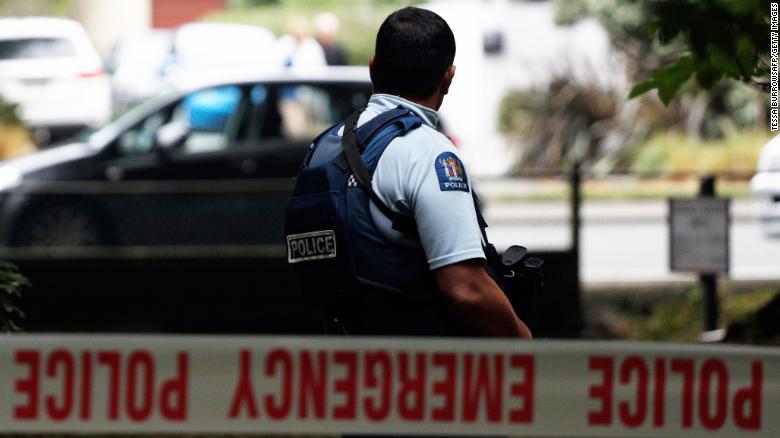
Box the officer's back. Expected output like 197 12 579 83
286 6 532 340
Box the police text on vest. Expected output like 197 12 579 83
286 230 337 263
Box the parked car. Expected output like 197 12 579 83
107 23 279 115
0 67 373 248
750 133 780 237
0 17 111 145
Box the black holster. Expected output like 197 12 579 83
485 244 543 332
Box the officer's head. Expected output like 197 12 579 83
370 7 456 109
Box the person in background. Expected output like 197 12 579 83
276 17 327 70
315 12 348 66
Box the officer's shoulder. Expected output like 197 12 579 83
398 123 457 155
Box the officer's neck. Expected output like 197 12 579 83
376 90 442 111
402 94 442 111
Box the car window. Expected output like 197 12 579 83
172 85 243 155
117 112 167 155
0 38 78 60
239 84 370 143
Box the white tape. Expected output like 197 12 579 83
0 335 777 437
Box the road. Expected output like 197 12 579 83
483 200 780 284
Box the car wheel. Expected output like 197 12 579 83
12 204 111 247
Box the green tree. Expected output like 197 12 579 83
556 0 770 104
629 0 770 104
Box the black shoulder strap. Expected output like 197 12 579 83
471 191 491 245
341 109 418 235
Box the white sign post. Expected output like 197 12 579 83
669 176 730 337
669 198 730 273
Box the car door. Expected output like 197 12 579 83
95 85 250 245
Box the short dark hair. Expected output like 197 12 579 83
372 7 456 98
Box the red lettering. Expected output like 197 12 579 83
14 350 40 420
463 354 503 423
333 351 358 420
698 359 728 430
618 356 647 428
363 351 392 421
431 353 456 422
397 352 426 421
670 358 694 428
298 350 327 419
45 350 74 421
509 354 534 424
264 349 292 420
653 358 665 427
97 351 121 420
80 352 93 420
160 352 188 421
733 361 762 430
228 350 258 419
126 351 154 421
588 356 613 425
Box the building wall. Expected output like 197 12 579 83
152 0 225 29
72 0 152 56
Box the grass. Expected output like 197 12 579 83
628 129 772 177
486 177 753 203
597 285 778 343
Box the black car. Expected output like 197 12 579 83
0 68 373 249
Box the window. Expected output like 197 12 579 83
117 112 167 155
174 85 243 154
0 38 78 60
240 83 370 143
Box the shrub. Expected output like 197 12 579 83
0 262 28 332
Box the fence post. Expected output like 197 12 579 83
570 161 581 257
699 175 719 333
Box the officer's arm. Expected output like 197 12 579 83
433 259 532 339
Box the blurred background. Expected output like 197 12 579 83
0 0 777 345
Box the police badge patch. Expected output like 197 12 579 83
435 152 469 192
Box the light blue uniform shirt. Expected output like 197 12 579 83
341 94 485 270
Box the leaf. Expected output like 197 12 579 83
653 55 696 105
628 79 658 99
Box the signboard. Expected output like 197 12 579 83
0 334 777 437
669 198 730 273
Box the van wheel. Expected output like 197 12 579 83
12 204 110 247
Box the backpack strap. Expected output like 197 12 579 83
341 108 419 235
303 122 342 168
471 190 502 266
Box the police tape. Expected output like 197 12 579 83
0 335 777 437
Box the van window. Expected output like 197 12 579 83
0 38 78 60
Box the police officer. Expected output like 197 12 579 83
289 6 531 340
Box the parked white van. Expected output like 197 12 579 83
750 133 780 236
0 17 111 144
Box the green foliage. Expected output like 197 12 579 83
627 129 771 176
618 287 777 343
556 0 770 105
629 0 769 104
499 76 642 173
0 262 28 333
215 0 415 65
0 94 22 126
0 0 71 16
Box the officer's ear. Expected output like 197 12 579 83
369 55 378 90
441 64 456 95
